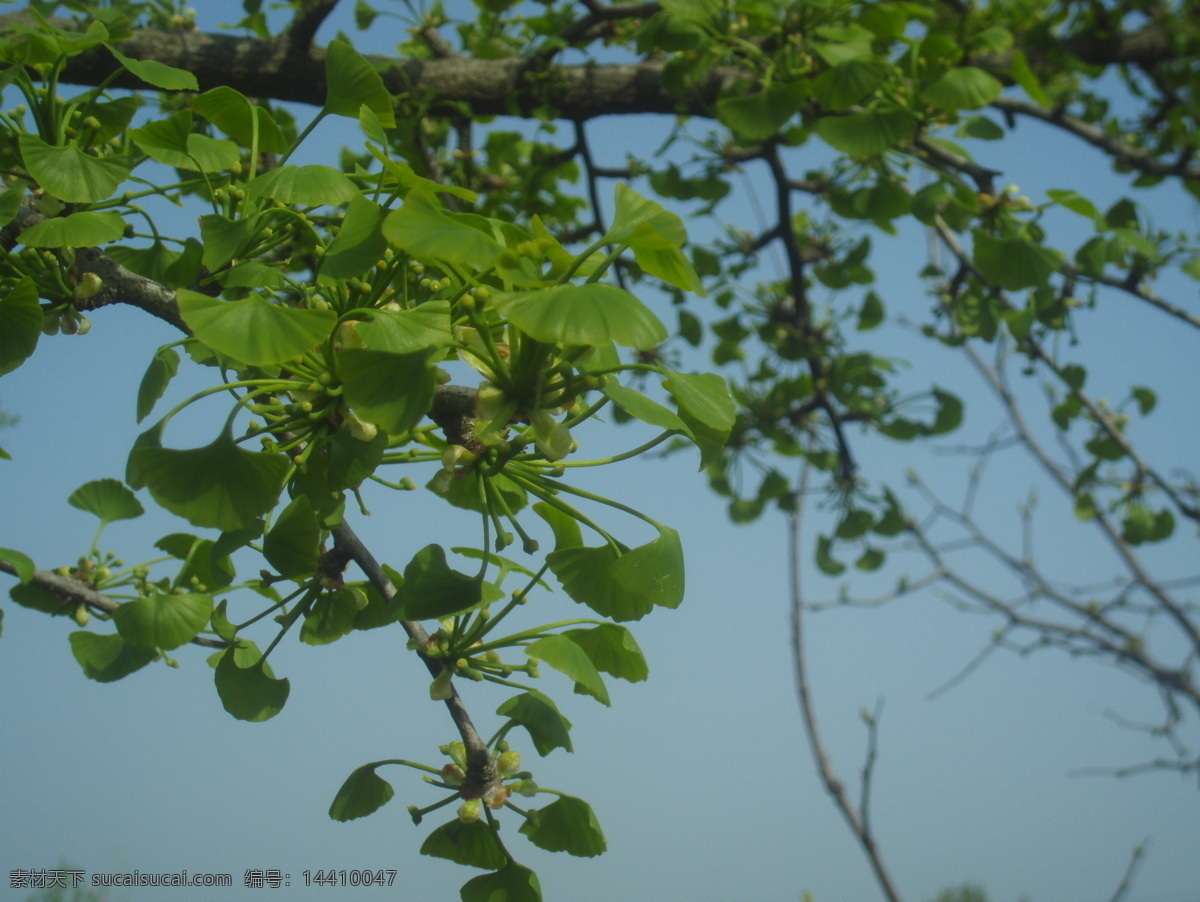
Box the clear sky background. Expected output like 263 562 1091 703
1 3 1198 902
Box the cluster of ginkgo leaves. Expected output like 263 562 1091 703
0 8 734 898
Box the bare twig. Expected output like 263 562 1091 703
789 466 904 902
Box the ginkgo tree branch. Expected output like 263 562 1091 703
0 560 229 649
789 467 904 902
330 521 499 799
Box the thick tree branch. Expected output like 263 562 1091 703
12 16 733 119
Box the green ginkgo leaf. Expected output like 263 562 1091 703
399 544 489 621
357 301 453 353
382 191 503 265
972 232 1063 290
130 112 240 171
562 624 649 682
329 764 395 821
108 46 198 90
67 478 144 525
525 634 610 705
264 496 321 578
321 195 387 279
923 66 1003 111
177 290 336 366
603 183 685 248
0 277 41 376
496 690 573 755
663 371 736 432
192 87 289 153
420 820 508 870
815 104 917 157
131 430 289 531
324 39 396 127
214 646 290 721
602 380 688 433
547 525 684 621
814 58 890 111
338 348 436 435
460 864 542 902
19 135 131 203
519 795 607 857
112 591 213 650
18 211 126 248
0 547 35 584
69 632 157 683
492 284 667 349
716 82 807 141
136 343 180 424
245 165 359 206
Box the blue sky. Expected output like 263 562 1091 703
2 3 1198 901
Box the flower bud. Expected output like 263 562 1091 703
457 799 482 824
496 750 521 776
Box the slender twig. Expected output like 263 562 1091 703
991 96 1200 181
0 561 228 649
789 465 904 902
330 521 499 799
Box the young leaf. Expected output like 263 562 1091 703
0 278 41 376
357 301 453 354
19 135 131 203
603 183 685 247
245 165 359 206
301 588 364 645
131 430 288 531
602 380 688 433
214 647 290 721
108 46 198 90
492 284 667 350
496 690 573 755
525 634 610 705
0 547 36 584
321 195 387 279
263 495 320 578
922 67 1003 110
382 191 503 266
192 87 288 153
67 478 144 525
562 624 649 682
419 820 507 870
329 764 395 821
69 632 157 682
716 82 807 141
460 863 542 902
972 233 1063 291
338 348 436 435
136 346 180 423
399 544 487 621
112 591 214 650
815 104 917 157
663 371 736 433
324 39 396 127
547 525 684 621
519 795 606 857
18 211 125 248
177 290 336 366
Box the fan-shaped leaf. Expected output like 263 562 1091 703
112 591 213 650
177 290 336 366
